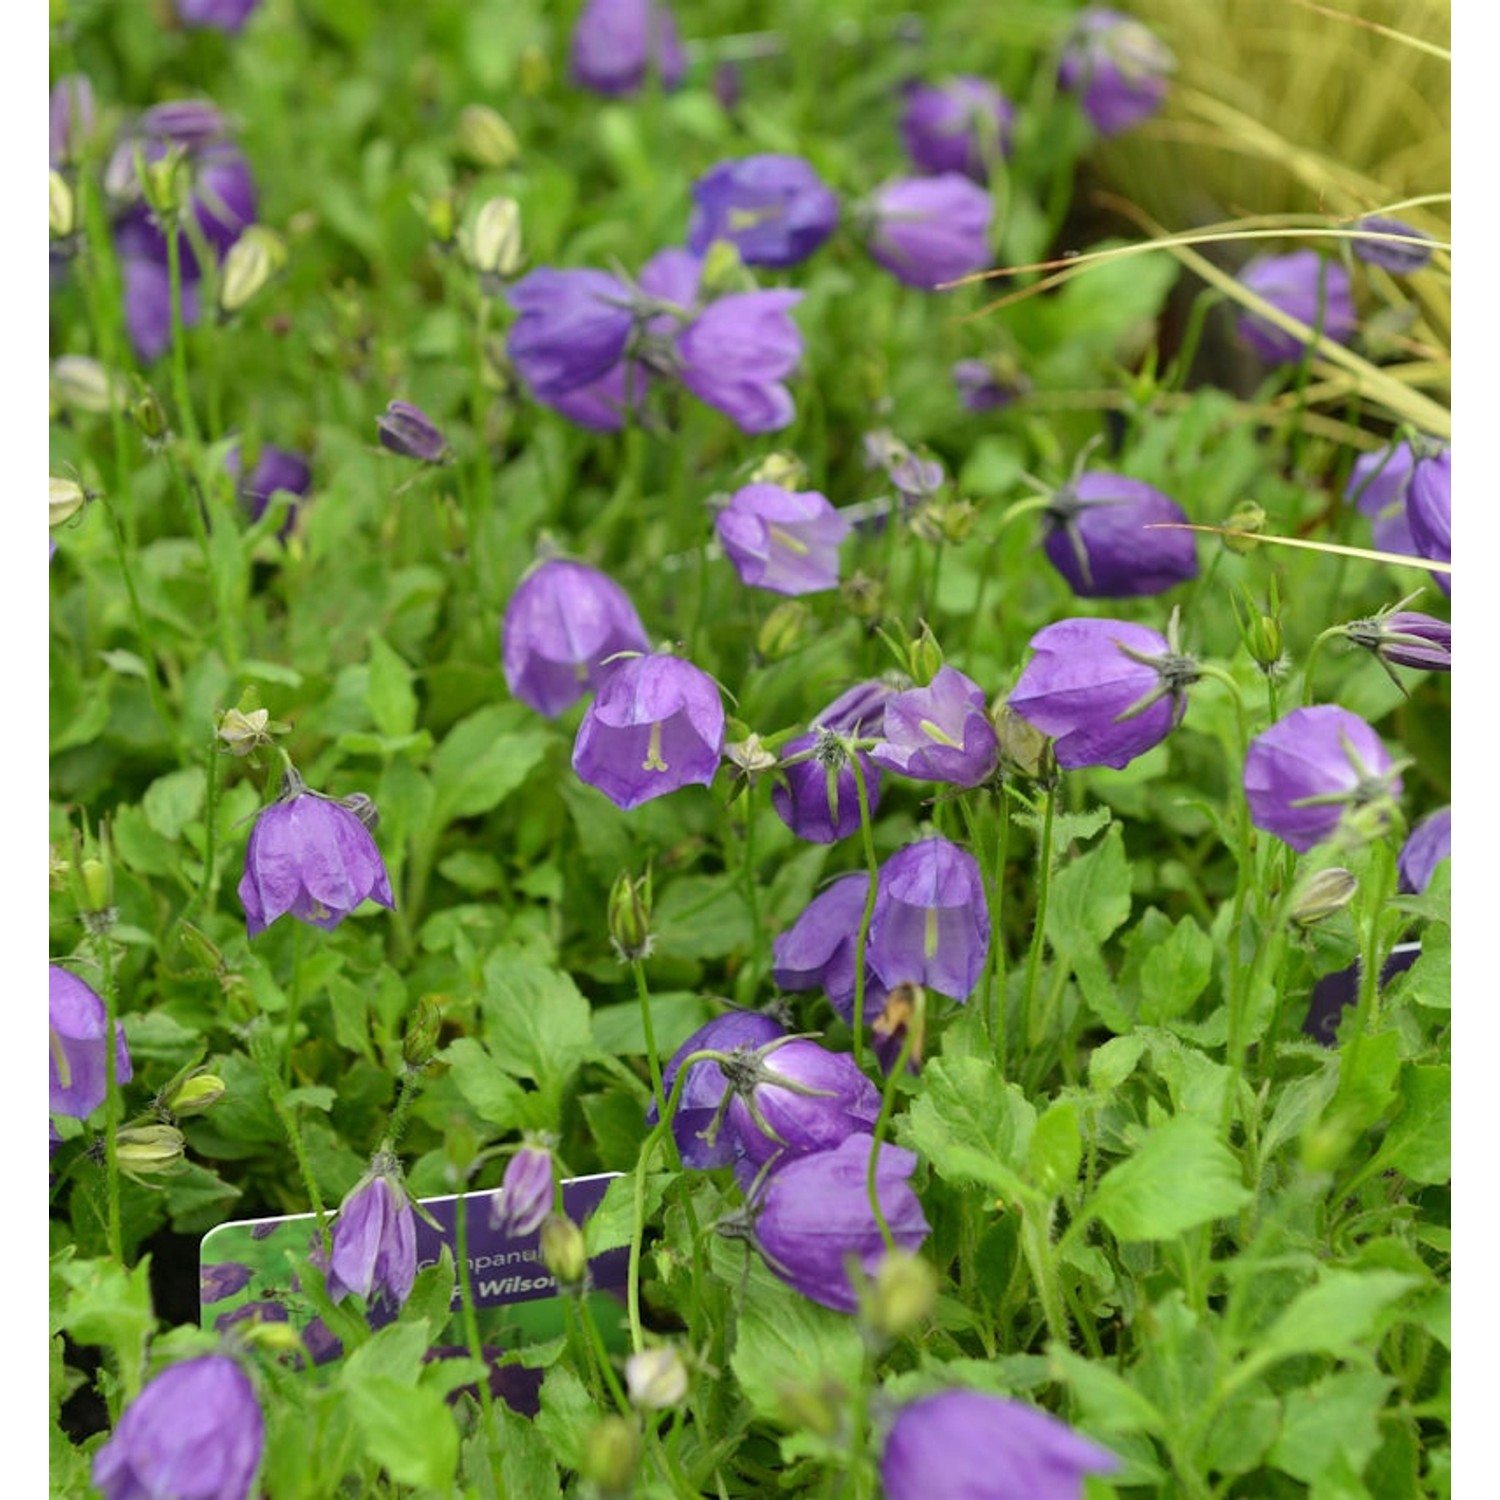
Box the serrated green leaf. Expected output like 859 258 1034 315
1374 1065 1449 1184
1046 821 1132 958
1050 1344 1164 1434
442 1037 530 1131
1138 915 1214 1024
584 1170 666 1256
1255 1269 1419 1364
344 1372 459 1489
429 704 550 825
1090 1114 1250 1242
1268 1368 1391 1485
479 951 596 1109
143 765 206 841
536 1363 595 1470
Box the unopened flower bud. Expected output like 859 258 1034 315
50 170 76 239
538 1213 588 1290
863 1248 938 1340
237 1319 306 1357
116 1124 187 1176
756 599 811 660
49 474 88 527
465 196 523 279
52 356 123 415
216 707 272 755
1290 867 1358 926
165 1070 227 1117
455 104 520 169
749 451 809 490
141 148 188 217
1223 499 1266 555
842 570 884 620
625 1347 688 1410
579 1415 640 1496
993 701 1055 784
908 623 944 687
131 389 170 443
219 225 286 315
700 237 753 297
80 856 112 913
377 400 449 464
424 190 458 246
402 997 443 1070
608 870 654 962
1241 610 1283 674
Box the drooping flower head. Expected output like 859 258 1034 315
326 1150 418 1308
1352 215 1435 275
92 1354 264 1500
49 965 133 1119
226 442 311 532
899 76 1015 180
675 290 805 433
1008 615 1198 770
749 1136 930 1312
502 558 651 718
1406 445 1451 596
1057 7 1175 136
867 837 989 1003
1398 805 1451 894
715 483 850 596
176 0 262 30
688 155 839 269
572 652 726 809
376 399 449 463
1043 469 1198 597
506 268 638 404
490 1143 555 1237
772 729 881 845
1243 705 1404 853
773 872 882 1024
1342 602 1451 678
1235 250 1357 364
881 1390 1120 1500
50 74 97 168
1345 440 1424 557
569 0 686 97
871 666 999 789
238 774 395 937
863 173 993 290
952 354 1029 412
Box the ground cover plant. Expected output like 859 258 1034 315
48 0 1451 1496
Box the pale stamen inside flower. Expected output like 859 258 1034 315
766 524 809 556
918 718 961 748
728 205 787 231
50 1027 72 1090
309 899 331 920
642 721 669 773
924 907 940 961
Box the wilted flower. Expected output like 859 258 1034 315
648 1010 787 1168
867 837 989 1003
238 780 395 936
715 483 850 595
1043 470 1198 597
1352 215 1435 274
572 653 726 809
490 1144 555 1237
92 1355 264 1500
772 872 881 1023
502 558 650 718
176 0 262 32
881 1390 1119 1500
1008 616 1198 770
772 730 881 844
676 290 805 432
952 355 1028 412
750 1136 930 1312
49 965 133 1119
723 1038 880 1168
376 399 449 463
569 0 685 97
1243 705 1403 852
327 1152 418 1308
1235 250 1357 364
863 173 992 290
899 76 1015 180
1406 446 1451 596
225 442 311 530
1058 7 1174 136
1398 805 1450 894
507 268 637 401
871 665 999 788
688 155 839 268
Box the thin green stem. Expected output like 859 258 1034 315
967 495 1052 659
1021 783 1057 1050
453 1181 500 1436
631 957 678 1171
100 498 177 745
165 223 201 450
848 751 882 1071
92 929 124 1265
864 1002 922 1253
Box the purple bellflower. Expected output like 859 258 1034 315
1406 446 1451 596
899 76 1015 181
49 965 133 1119
570 0 685 97
1236 250 1357 364
772 730 881 845
490 1144 555 1237
772 872 882 1024
502 558 651 718
750 1136 930 1312
676 290 805 432
93 1354 264 1500
1057 7 1175 137
50 74 96 167
1243 705 1404 853
1343 605 1451 677
572 652 726 809
327 1152 418 1308
1398 805 1451 894
238 777 395 937
1008 615 1198 770
376 399 449 463
200 1262 255 1304
864 173 993 290
506 268 638 403
177 0 262 30
867 837 989 1003
881 1390 1120 1500
1345 441 1424 557
687 155 839 268
952 355 1029 412
648 1010 788 1168
226 442 311 530
1353 215 1435 275
871 665 999 788
715 482 851 595
724 1038 881 1168
1043 470 1198 597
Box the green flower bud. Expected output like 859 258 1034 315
131 389 170 443
1222 499 1266 555
464 196 523 280
862 1249 938 1340
625 1347 688 1410
538 1213 588 1291
1289 867 1358 926
517 45 551 96
608 871 654 962
756 599 811 660
424 190 458 246
994 702 1056 785
455 104 520 169
579 1415 640 1496
165 1070 228 1117
219 225 286 315
402 997 443 1069
239 1320 307 1357
908 623 944 687
49 474 88 527
141 148 188 218
116 1125 187 1176
842 570 884 621
748 451 808 490
52 357 124 415
700 238 754 297
80 856 112 913
49 170 76 239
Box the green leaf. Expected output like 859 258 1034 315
584 1170 667 1256
366 635 419 739
428 703 550 825
1373 1065 1449 1184
536 1364 595 1471
1027 1098 1082 1195
143 765 207 840
1089 1033 1145 1092
478 951 597 1112
1138 915 1214 1024
1254 1269 1419 1365
492 1398 563 1498
653 873 754 961
343 1372 459 1489
1089 1114 1250 1242
593 992 715 1056
899 1054 1038 1207
442 1037 530 1131
1268 1369 1391 1486
1397 923 1450 1010
343 1317 431 1386
52 1253 155 1368
1049 1344 1164 1435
